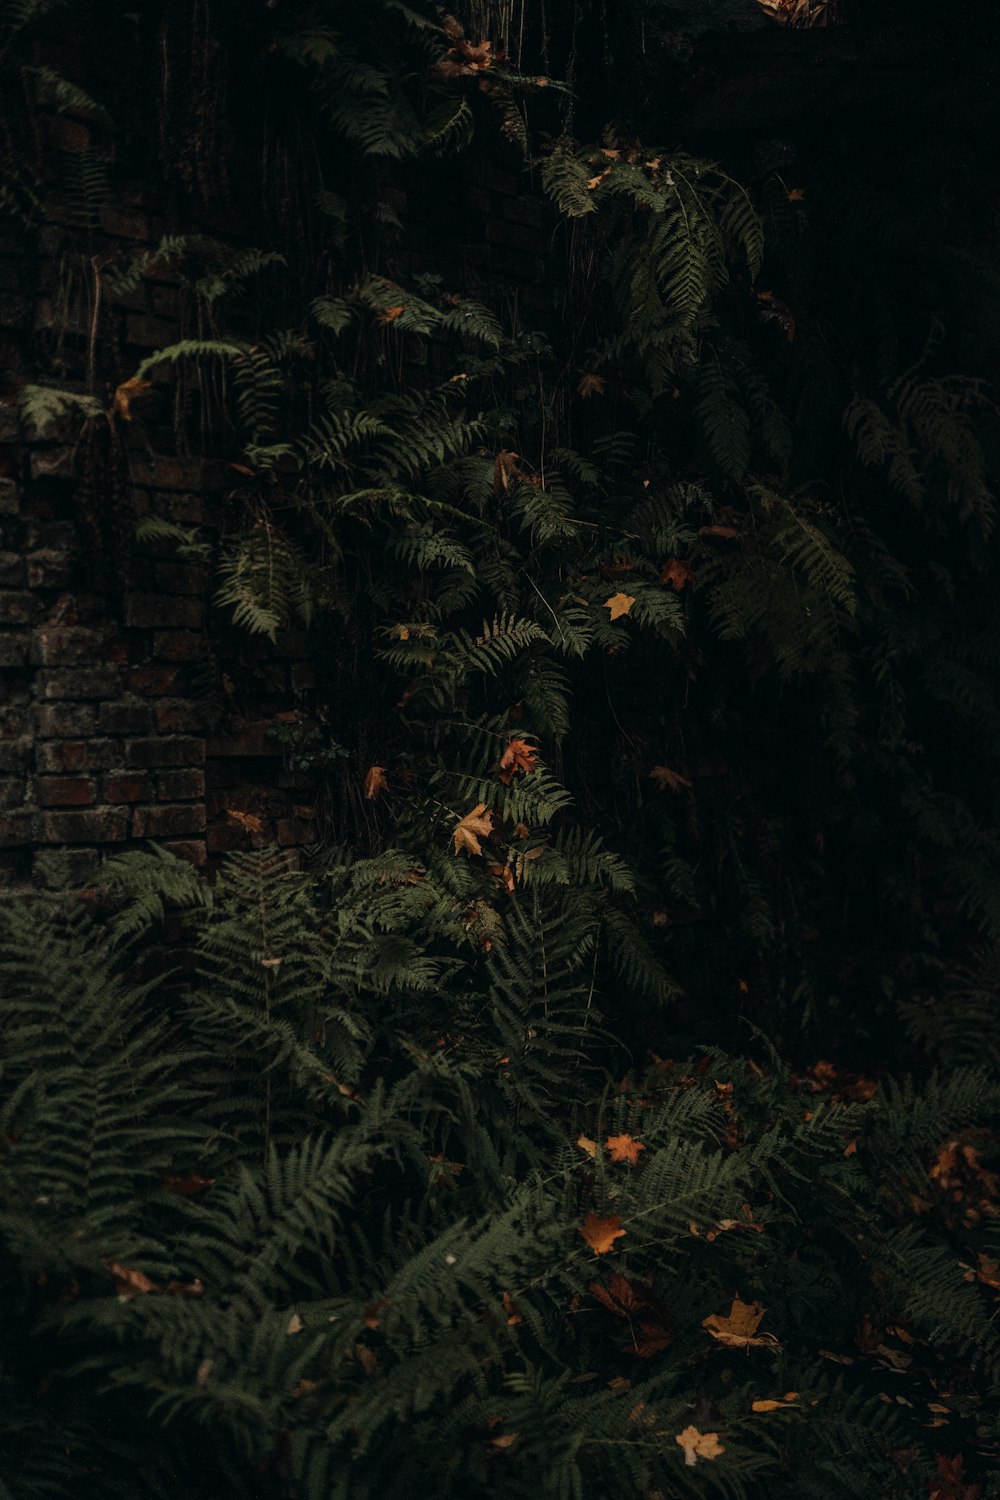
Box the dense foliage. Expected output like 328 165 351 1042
3 0 1000 1495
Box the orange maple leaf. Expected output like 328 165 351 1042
604 592 635 621
227 808 264 834
649 765 692 793
377 305 405 323
498 736 538 784
606 1133 646 1166
577 373 606 397
364 765 389 799
703 1297 779 1349
452 803 494 856
676 1425 725 1466
579 1210 626 1255
659 558 696 590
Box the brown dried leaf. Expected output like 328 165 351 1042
364 765 389 799
577 373 606 397
105 1261 159 1300
606 1133 646 1166
452 803 494 856
162 1173 214 1197
703 1297 779 1349
649 765 692 793
659 558 696 590
579 1211 626 1255
498 737 538 784
111 376 152 422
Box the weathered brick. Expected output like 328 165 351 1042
154 700 205 734
132 803 206 837
152 561 207 595
130 456 205 490
0 634 28 668
36 776 97 807
0 551 24 586
101 205 149 240
156 768 205 801
163 839 207 865
0 737 31 772
0 592 38 625
207 820 250 853
276 816 316 847
97 702 154 735
36 739 120 773
206 722 275 757
29 448 74 481
0 776 25 805
125 594 203 629
0 810 37 846
153 630 205 661
103 772 153 803
0 479 18 515
125 736 205 768
38 808 129 843
39 667 123 699
30 626 108 665
125 314 174 347
290 663 316 690
128 664 180 695
26 550 74 588
32 846 100 889
33 703 96 737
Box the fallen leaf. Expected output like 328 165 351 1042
787 186 806 201
498 737 538 784
363 1299 389 1330
502 1290 523 1326
105 1261 159 1300
702 1297 778 1349
577 373 606 397
589 1272 671 1356
355 1343 377 1375
699 524 739 540
659 558 696 591
452 803 494 856
757 290 796 343
377 305 405 323
604 592 635 621
488 862 516 894
579 1210 626 1255
111 376 152 422
286 1312 304 1335
752 1393 798 1412
576 1133 598 1158
649 765 692 793
195 1358 214 1386
227 808 264 834
162 1173 214 1196
292 1379 318 1399
489 1432 518 1449
364 765 389 799
606 1133 646 1166
166 1278 204 1298
676 1425 725 1466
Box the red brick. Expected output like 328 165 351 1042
206 722 275 757
125 594 203 630
154 700 206 734
152 561 206 595
162 838 207 865
276 817 316 847
0 551 24 586
0 810 38 846
153 630 205 661
39 667 123 699
128 664 180 695
0 776 25 805
0 738 31 772
206 821 251 853
0 592 38 624
36 740 119 773
103 773 153 803
33 704 96 736
156 768 205 800
30 626 108 665
125 736 205 768
132 803 206 837
38 808 129 843
36 776 97 807
97 703 154 735
0 635 28 668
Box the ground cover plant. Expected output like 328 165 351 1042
2 0 1000 1495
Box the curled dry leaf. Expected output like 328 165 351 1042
452 803 494 856
105 1261 159 1299
606 1133 645 1166
703 1297 779 1349
579 1210 626 1255
649 765 692 793
676 1425 725 1466
604 592 635 622
110 376 152 422
577 373 606 397
286 1312 304 1335
166 1278 204 1299
498 737 537 784
576 1132 598 1158
376 304 405 323
364 765 389 799
751 1392 798 1412
502 1290 523 1326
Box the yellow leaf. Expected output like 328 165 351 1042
579 1210 626 1255
286 1312 304 1335
489 1432 518 1449
675 1425 725 1466
452 803 494 856
751 1393 798 1412
576 1133 597 1158
702 1297 779 1349
604 592 635 622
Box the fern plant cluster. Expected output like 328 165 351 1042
3 0 1000 1494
